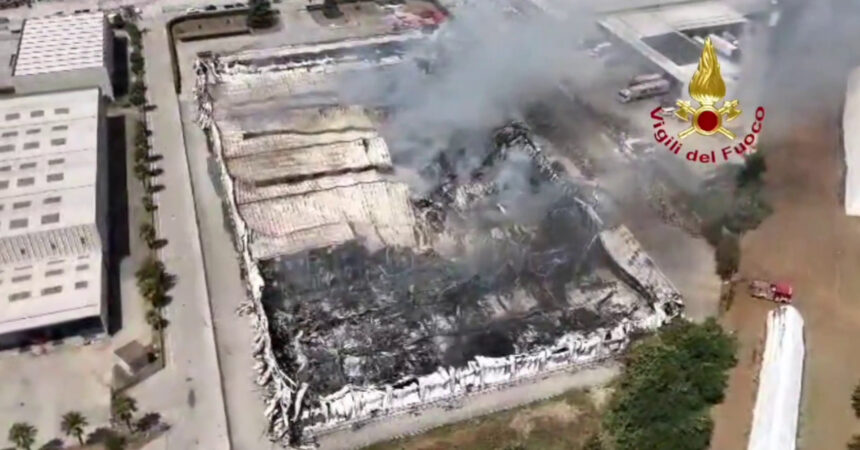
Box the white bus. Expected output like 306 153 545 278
617 79 671 103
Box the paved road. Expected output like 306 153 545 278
131 21 230 450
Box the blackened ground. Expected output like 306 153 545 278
262 195 612 400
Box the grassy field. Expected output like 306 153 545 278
365 388 607 450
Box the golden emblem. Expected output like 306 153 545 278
675 37 741 139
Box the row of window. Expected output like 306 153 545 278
0 196 61 213
0 173 65 190
3 264 90 284
0 158 65 172
3 108 70 122
5 213 61 230
0 125 68 138
0 138 67 152
8 281 88 301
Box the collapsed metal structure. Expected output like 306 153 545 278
192 34 684 446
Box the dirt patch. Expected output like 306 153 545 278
367 389 602 450
509 402 582 437
711 100 860 450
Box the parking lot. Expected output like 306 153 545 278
0 340 112 444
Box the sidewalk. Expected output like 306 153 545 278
132 21 230 450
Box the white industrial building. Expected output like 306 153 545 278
598 0 746 88
12 12 114 99
747 306 805 450
844 67 860 216
0 88 108 346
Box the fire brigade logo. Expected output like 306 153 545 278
675 37 742 140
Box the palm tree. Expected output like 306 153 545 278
133 162 150 182
60 411 88 446
145 309 168 330
139 222 156 248
111 393 138 429
142 195 156 212
8 422 36 450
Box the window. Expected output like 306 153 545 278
11 274 31 283
9 291 30 301
29 110 44 118
47 259 64 265
41 286 62 295
1 131 17 137
0 180 8 190
19 162 35 170
54 108 69 115
43 196 61 204
17 177 34 187
22 142 38 150
25 128 39 135
9 218 27 229
75 264 90 271
45 269 63 277
0 166 8 172
50 138 66 146
12 201 30 209
4 113 19 121
40 213 59 225
0 144 13 153
51 125 68 131
48 158 64 166
74 281 88 290
46 173 63 182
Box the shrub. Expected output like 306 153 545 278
852 382 860 418
129 80 147 106
247 0 277 29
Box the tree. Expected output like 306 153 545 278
853 382 860 418
849 435 860 450
133 162 150 182
322 0 343 19
130 51 145 76
112 393 138 429
246 0 277 29
8 422 36 450
604 319 737 450
139 222 156 248
104 432 127 450
715 233 740 280
142 195 156 212
129 80 146 107
146 309 168 330
60 411 88 446
136 256 174 302
736 152 766 188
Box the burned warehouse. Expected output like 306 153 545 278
193 23 684 446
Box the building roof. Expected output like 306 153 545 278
598 1 745 85
845 67 860 216
0 88 103 336
0 88 100 239
14 12 106 77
